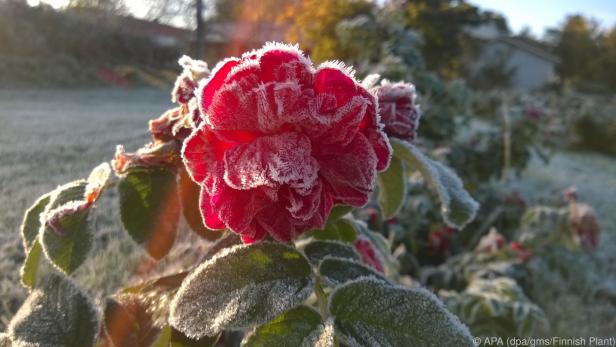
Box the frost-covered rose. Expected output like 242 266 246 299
374 80 421 141
172 55 210 105
182 43 391 243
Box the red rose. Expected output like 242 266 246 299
354 236 385 273
182 43 391 243
373 80 421 141
428 227 456 253
172 55 210 105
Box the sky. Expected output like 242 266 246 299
469 0 616 36
27 0 616 36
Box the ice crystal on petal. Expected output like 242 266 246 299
374 79 421 141
182 42 392 243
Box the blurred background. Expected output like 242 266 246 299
1 0 615 341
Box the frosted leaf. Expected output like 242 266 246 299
37 180 93 275
8 274 99 347
169 242 314 339
20 192 52 251
391 139 479 229
440 277 549 336
41 200 92 274
84 162 111 203
329 278 474 347
241 306 333 347
20 240 43 289
318 257 387 287
376 155 407 219
302 240 360 266
118 167 180 260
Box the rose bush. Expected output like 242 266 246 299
3 43 483 347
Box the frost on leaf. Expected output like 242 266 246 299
329 278 475 347
118 166 180 260
440 277 549 337
302 240 360 266
37 180 94 275
376 155 406 219
241 306 333 347
20 192 52 251
169 242 314 339
20 240 43 289
318 257 388 287
8 274 99 347
391 139 479 229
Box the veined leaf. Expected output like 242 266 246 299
303 240 360 266
118 167 180 260
20 192 52 251
376 155 407 219
20 239 43 288
242 306 334 347
329 278 474 347
392 139 479 229
319 257 388 287
8 274 99 347
170 242 314 338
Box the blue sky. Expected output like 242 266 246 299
469 0 616 36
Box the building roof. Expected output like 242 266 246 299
494 36 559 64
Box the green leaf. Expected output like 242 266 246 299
242 306 334 347
392 139 479 229
376 155 407 219
118 167 180 259
440 277 549 337
170 328 221 347
318 257 387 287
170 242 314 339
103 295 160 347
179 169 224 241
36 180 93 274
303 240 360 266
20 192 52 251
329 278 475 347
8 274 99 347
311 219 357 243
40 202 92 274
20 239 43 288
48 180 88 208
328 205 353 221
